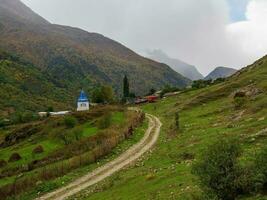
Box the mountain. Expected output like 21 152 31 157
0 50 74 117
0 0 190 99
147 49 204 80
204 66 237 80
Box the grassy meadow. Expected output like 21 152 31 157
0 106 146 199
69 56 267 200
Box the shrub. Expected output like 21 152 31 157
11 112 38 124
0 159 7 168
97 113 112 129
145 173 156 181
233 97 247 109
234 91 246 98
8 153 22 162
192 138 253 200
64 116 78 128
175 112 180 130
92 85 115 103
71 127 83 141
255 147 267 190
192 80 212 89
32 145 44 154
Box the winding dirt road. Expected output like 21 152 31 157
36 113 162 200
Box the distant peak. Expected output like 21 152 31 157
205 66 237 80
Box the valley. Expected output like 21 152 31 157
0 0 267 200
68 56 267 200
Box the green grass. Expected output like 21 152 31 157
68 57 267 200
0 139 62 171
111 112 125 124
0 111 125 178
10 118 148 200
81 123 98 137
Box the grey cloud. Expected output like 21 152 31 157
21 0 265 75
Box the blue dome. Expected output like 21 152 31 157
78 90 89 103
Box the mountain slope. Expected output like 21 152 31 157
0 0 190 97
0 50 73 117
204 66 237 80
72 56 267 199
147 49 203 80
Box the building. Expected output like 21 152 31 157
38 111 71 117
77 90 90 111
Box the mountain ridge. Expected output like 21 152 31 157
204 66 237 80
147 49 204 80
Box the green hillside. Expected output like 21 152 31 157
0 50 74 117
0 0 190 96
70 56 267 199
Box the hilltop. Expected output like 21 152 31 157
204 66 237 80
0 0 190 98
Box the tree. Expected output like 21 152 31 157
147 88 156 96
192 138 252 200
255 146 267 190
92 88 103 103
91 85 114 103
101 85 114 103
46 106 54 112
123 75 130 98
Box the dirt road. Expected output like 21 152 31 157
36 113 162 200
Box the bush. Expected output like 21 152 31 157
0 159 7 168
10 112 39 124
92 85 115 103
70 127 83 141
32 145 44 154
175 112 180 130
8 153 22 162
255 147 267 190
57 127 83 145
192 80 212 89
64 116 78 128
233 97 247 109
97 113 112 129
192 138 253 200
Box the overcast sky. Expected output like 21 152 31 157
21 0 267 75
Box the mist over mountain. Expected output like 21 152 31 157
204 66 237 80
147 50 203 81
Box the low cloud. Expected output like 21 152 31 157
21 0 267 75
227 0 267 66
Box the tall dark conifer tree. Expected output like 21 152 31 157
123 75 130 98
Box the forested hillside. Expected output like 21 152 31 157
0 0 190 98
0 50 73 117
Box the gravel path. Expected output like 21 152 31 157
36 113 162 200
